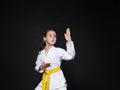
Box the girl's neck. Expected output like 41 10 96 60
44 44 54 56
45 44 54 51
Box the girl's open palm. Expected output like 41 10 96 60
64 27 72 42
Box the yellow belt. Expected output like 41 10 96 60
42 67 61 90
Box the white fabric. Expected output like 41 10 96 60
35 86 67 90
35 41 75 90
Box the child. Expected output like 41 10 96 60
35 27 75 90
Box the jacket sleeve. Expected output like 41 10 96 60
35 52 44 73
60 41 76 60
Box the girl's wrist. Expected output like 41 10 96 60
67 39 72 42
67 40 73 44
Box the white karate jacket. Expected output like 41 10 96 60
35 41 75 90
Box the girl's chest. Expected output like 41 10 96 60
40 50 60 62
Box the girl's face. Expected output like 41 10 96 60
44 30 57 46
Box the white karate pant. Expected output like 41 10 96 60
34 86 67 90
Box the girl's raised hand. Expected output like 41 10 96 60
64 27 72 42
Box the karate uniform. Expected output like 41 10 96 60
35 42 75 90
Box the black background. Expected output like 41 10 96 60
1 0 120 90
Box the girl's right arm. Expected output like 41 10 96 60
35 54 44 73
38 62 50 71
35 55 50 73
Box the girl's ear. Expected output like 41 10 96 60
43 37 46 41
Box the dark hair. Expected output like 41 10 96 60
39 41 46 51
39 29 56 51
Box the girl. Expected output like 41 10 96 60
35 27 75 90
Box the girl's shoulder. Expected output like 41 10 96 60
38 49 44 55
54 46 65 52
53 47 65 56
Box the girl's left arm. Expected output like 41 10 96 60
61 27 76 60
60 41 76 60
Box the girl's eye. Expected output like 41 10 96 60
49 35 52 37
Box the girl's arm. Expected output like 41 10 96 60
60 28 76 60
38 62 50 71
35 53 50 73
60 41 75 60
35 56 43 73
64 27 72 43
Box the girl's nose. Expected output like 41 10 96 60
52 36 55 39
